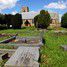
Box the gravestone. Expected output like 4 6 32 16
5 46 39 67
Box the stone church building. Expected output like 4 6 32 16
21 6 59 27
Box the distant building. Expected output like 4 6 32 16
21 6 59 27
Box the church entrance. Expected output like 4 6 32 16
24 20 31 26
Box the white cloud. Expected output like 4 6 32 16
44 1 67 9
11 10 18 15
0 0 18 11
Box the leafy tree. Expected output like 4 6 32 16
13 13 22 29
61 12 67 28
5 14 13 28
34 10 51 29
34 15 39 28
0 13 22 29
0 14 5 24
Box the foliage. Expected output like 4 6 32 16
0 14 4 24
61 12 67 28
0 13 22 29
34 15 39 27
13 13 22 29
34 10 51 29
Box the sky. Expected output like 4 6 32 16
0 0 67 21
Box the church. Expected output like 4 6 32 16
21 6 59 27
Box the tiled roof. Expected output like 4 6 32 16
21 11 59 19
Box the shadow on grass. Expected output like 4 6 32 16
0 26 7 30
0 26 26 30
38 38 45 63
22 27 26 29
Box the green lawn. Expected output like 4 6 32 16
0 27 67 67
40 30 67 67
0 26 40 49
0 27 40 37
0 36 10 41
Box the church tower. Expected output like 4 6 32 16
22 6 29 12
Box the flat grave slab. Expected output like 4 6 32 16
5 46 39 67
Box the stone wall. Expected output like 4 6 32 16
22 19 60 27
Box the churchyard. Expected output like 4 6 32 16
0 26 67 67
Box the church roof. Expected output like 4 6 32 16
21 11 59 20
22 12 39 19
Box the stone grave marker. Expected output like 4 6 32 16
4 46 39 67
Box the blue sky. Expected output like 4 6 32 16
0 0 67 21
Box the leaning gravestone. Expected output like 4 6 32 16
4 46 39 67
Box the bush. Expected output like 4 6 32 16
13 13 22 29
34 10 51 29
61 13 67 28
0 13 22 29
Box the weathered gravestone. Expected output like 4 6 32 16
5 46 39 67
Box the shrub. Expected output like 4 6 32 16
13 13 22 29
61 12 67 28
0 13 22 29
34 10 51 29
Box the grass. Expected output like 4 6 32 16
0 44 15 49
0 26 40 37
0 59 8 67
40 30 67 67
0 27 67 67
0 36 10 41
0 26 40 49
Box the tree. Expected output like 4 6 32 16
0 13 5 24
5 14 13 28
61 12 67 28
0 13 22 29
34 15 39 28
13 13 22 29
34 10 51 29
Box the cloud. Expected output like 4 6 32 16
44 1 67 9
11 10 18 15
0 0 18 11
